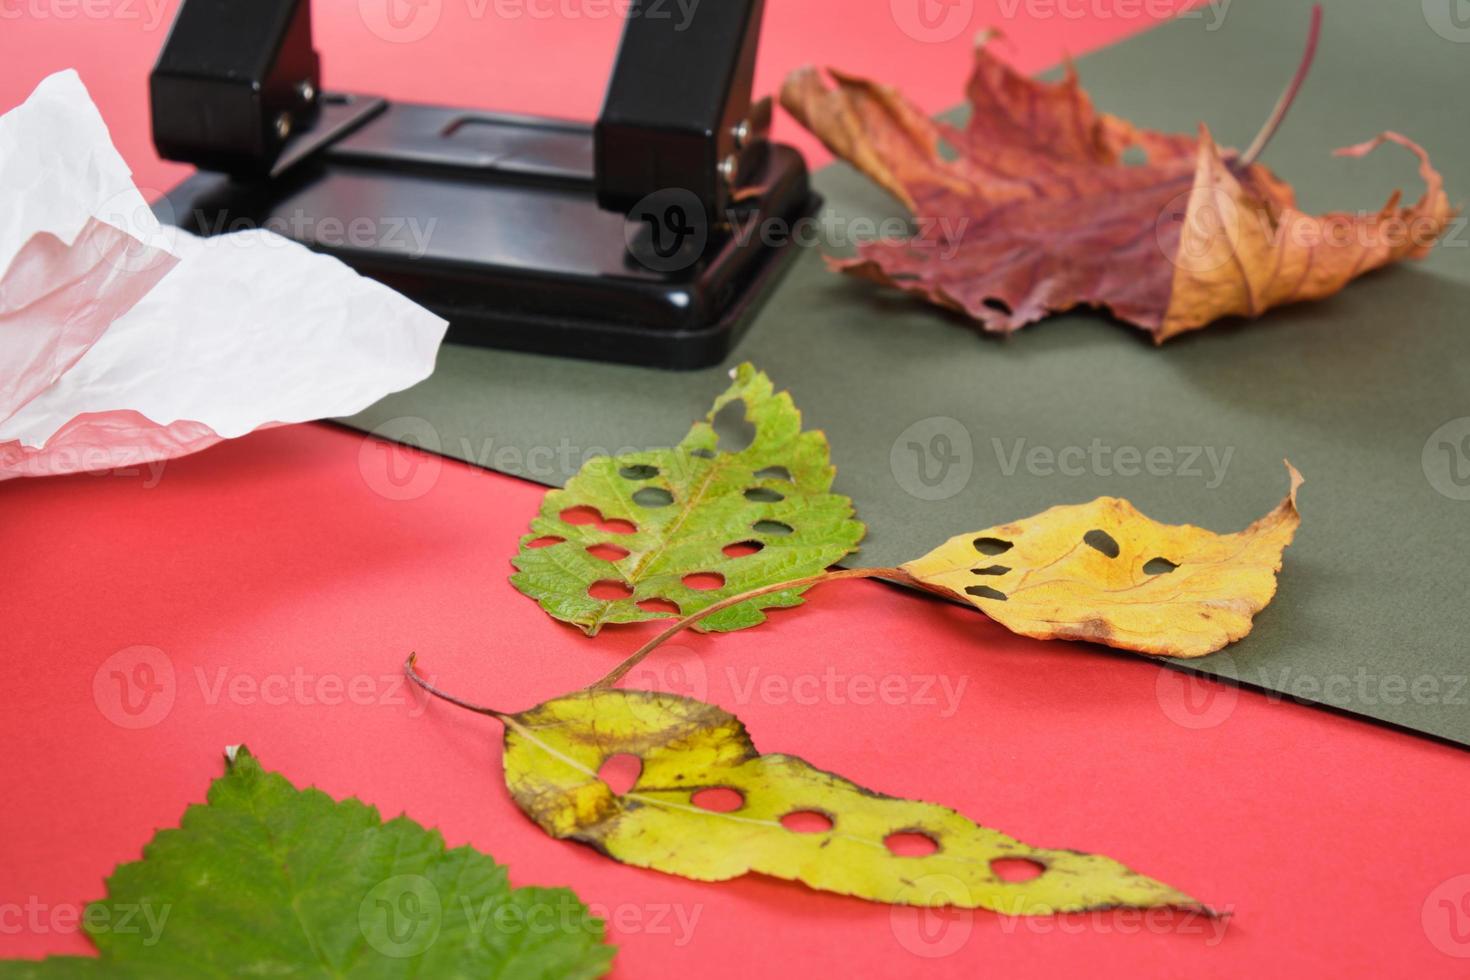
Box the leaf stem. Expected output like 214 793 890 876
404 653 510 720
1238 3 1323 168
592 566 909 689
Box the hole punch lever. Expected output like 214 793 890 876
148 0 819 369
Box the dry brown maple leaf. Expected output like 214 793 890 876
780 27 1454 342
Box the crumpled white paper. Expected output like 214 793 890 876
0 71 449 481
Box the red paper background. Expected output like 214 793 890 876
4 2 1470 976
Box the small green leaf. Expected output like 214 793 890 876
0 747 613 979
511 364 865 635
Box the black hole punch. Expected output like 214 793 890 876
972 565 1010 576
744 487 785 503
619 464 659 480
1084 529 1121 559
632 487 674 508
711 401 756 453
1143 557 1179 575
965 585 1007 602
972 537 1013 556
754 520 793 536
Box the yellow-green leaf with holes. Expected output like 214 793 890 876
501 688 1212 915
899 462 1303 658
510 364 864 635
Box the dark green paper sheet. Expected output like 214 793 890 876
343 0 1470 745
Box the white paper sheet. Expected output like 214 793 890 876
0 71 449 481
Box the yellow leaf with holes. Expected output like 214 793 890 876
899 463 1303 658
501 687 1210 914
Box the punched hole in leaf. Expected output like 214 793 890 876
884 831 939 857
597 753 641 796
1084 529 1121 559
755 466 793 482
780 810 834 834
971 565 1010 576
588 580 633 600
559 506 636 535
965 585 1007 601
744 487 785 503
723 540 764 558
619 464 660 480
690 448 716 459
972 537 1012 556
637 597 681 615
712 401 756 453
691 787 744 812
683 572 725 591
1121 145 1149 167
991 857 1045 882
527 536 564 548
754 519 793 536
632 487 674 508
586 543 630 562
1143 557 1179 575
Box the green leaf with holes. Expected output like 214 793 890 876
510 363 864 635
0 747 613 979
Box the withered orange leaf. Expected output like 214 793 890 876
898 463 1303 658
780 33 1455 342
